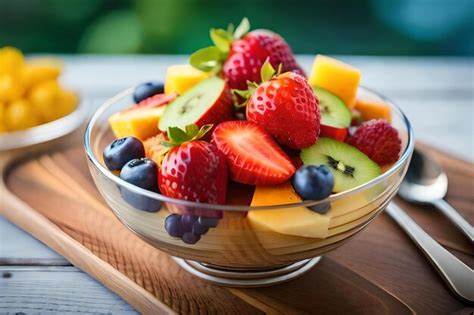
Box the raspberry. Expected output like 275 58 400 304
347 119 401 165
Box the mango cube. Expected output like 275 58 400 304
165 64 211 95
309 55 361 108
109 106 166 140
247 182 330 238
354 98 391 122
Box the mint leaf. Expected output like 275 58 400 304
210 28 232 53
260 58 276 82
190 46 222 72
185 124 199 138
167 126 191 144
234 17 250 39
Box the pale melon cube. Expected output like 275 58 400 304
165 64 211 95
309 55 361 108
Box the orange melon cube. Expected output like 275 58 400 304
354 99 391 122
309 55 361 108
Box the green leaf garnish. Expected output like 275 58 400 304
233 17 250 39
210 28 233 53
260 58 276 82
189 46 222 72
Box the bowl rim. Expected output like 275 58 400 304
84 85 414 211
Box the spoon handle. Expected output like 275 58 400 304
385 203 474 303
432 199 474 243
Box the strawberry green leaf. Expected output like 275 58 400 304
167 126 192 145
210 28 233 53
227 23 235 35
233 17 250 39
260 58 276 82
185 124 199 138
190 46 222 72
193 124 213 140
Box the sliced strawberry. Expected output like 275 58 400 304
320 124 348 142
212 120 295 185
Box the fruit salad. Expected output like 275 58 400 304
0 47 79 132
102 18 402 246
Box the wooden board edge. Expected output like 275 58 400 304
0 181 175 315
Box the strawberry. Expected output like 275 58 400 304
158 124 228 204
212 120 295 185
347 119 401 165
245 62 320 149
190 18 304 90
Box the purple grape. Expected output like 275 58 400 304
181 214 198 232
198 217 219 228
164 214 183 237
192 221 209 236
182 232 201 244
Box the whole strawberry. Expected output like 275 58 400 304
245 61 320 149
347 119 401 165
190 18 304 90
159 124 228 204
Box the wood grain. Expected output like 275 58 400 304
1 133 472 314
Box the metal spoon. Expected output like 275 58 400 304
398 149 474 242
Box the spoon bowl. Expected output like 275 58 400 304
398 149 473 242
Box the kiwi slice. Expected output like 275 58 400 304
159 77 226 131
301 138 381 192
313 87 351 128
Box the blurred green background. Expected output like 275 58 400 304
1 0 472 55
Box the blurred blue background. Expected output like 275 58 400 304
1 0 472 55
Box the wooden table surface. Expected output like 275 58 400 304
0 56 473 314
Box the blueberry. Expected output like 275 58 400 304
103 137 144 171
133 81 164 103
181 214 198 232
182 232 201 244
165 214 184 237
120 185 162 212
192 220 209 235
292 165 334 200
198 216 219 228
309 202 331 214
120 158 158 189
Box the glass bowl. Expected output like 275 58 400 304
84 86 414 287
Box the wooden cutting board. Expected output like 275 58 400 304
1 129 472 314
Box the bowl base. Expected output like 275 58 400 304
173 256 321 287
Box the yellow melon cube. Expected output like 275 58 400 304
247 182 330 238
164 64 211 95
309 55 361 108
109 106 166 140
